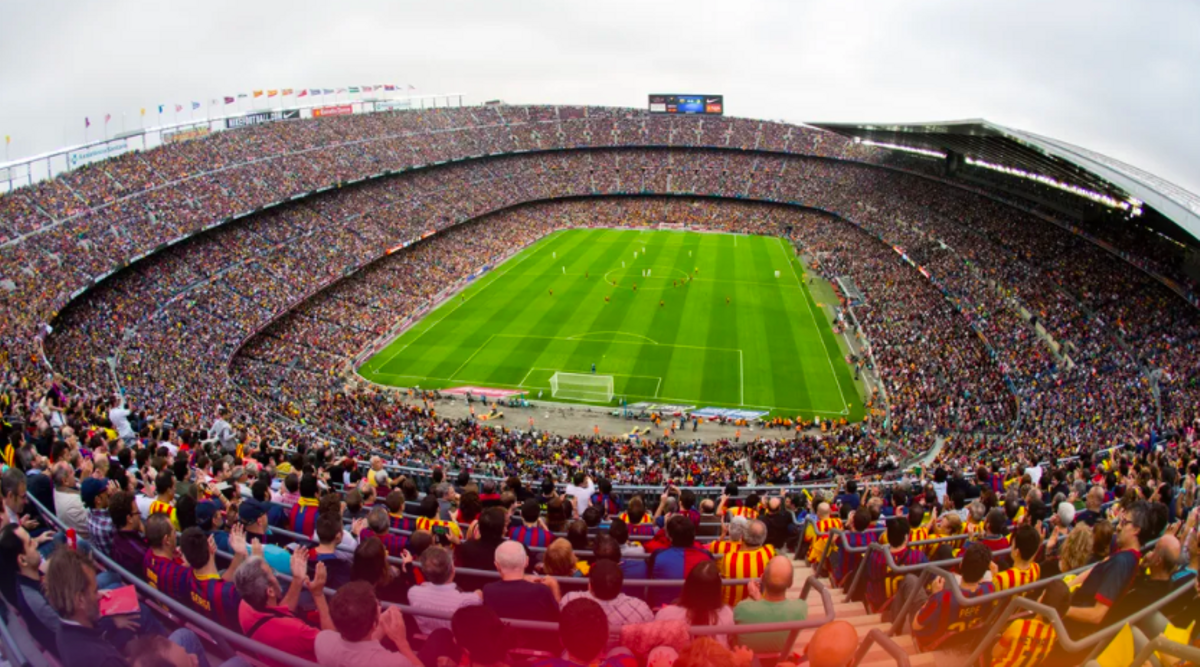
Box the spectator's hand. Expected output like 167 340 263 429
19 515 39 532
290 546 310 582
251 538 265 560
110 614 140 631
229 523 247 554
398 550 413 572
107 480 120 495
351 518 367 537
746 579 762 601
308 562 327 594
989 561 999 575
730 645 755 667
380 606 407 641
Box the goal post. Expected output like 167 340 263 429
549 372 614 402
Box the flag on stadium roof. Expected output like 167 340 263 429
238 93 248 99
224 96 235 104
157 105 164 113
384 84 395 91
323 89 334 94
253 90 263 98
349 87 360 93
175 104 182 112
268 90 278 97
362 86 373 92
297 90 308 98
84 117 90 128
282 88 293 96
337 88 347 93
104 113 111 123
191 102 200 110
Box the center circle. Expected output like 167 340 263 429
602 265 692 291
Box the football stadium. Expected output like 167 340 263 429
2 4 1200 667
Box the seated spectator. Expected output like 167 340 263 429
1107 533 1189 624
457 506 508 570
408 545 482 634
109 490 149 575
82 478 115 555
351 536 410 603
805 502 842 567
609 518 645 558
911 543 996 650
384 490 415 531
533 598 636 667
834 508 876 585
707 515 748 557
238 499 292 572
590 479 622 518
144 514 191 599
288 474 321 536
976 508 1012 554
593 533 647 590
647 514 714 608
734 555 808 654
990 580 1070 667
180 524 247 630
1073 487 1105 527
362 506 408 557
417 494 462 546
1064 501 1151 630
315 580 421 667
510 498 553 547
53 463 90 541
993 524 1041 591
419 605 514 667
561 559 653 650
311 513 353 589
803 620 859 666
481 541 560 651
234 549 334 664
865 517 928 615
720 519 775 606
655 560 734 647
544 537 588 583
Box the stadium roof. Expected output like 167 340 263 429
810 119 1200 245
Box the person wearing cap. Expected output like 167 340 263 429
82 478 116 555
195 500 231 552
239 499 291 574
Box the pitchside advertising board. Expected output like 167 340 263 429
312 104 354 118
648 94 724 115
225 109 301 129
68 141 129 169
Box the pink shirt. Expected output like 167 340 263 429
238 602 319 667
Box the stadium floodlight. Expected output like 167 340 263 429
549 372 614 403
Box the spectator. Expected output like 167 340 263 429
564 472 595 517
1064 501 1152 629
311 513 353 589
911 542 995 650
864 517 928 615
833 508 876 585
457 506 508 570
720 519 774 606
109 490 149 575
315 581 421 667
144 513 191 599
609 518 644 559
803 620 858 667
351 536 409 603
534 598 636 667
149 471 179 530
708 516 748 557
481 541 560 651
83 478 116 555
993 524 1041 591
1074 487 1105 527
179 524 247 630
408 545 482 634
655 560 734 647
734 555 808 654
647 514 714 608
510 497 553 548
560 559 653 650
1107 534 1189 624
288 474 321 537
760 496 792 550
990 580 1070 667
362 506 408 557
238 500 291 572
593 532 646 587
234 549 334 665
544 538 587 582
53 463 90 541
417 494 463 546
211 407 237 455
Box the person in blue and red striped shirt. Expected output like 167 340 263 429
646 515 714 608
143 514 192 600
864 517 928 614
835 508 877 585
362 506 408 557
384 490 415 532
180 523 247 631
913 542 996 651
288 474 321 537
589 479 623 519
509 498 553 548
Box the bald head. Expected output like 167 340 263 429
494 540 528 576
816 502 831 519
1152 535 1182 576
762 555 794 598
807 620 859 667
745 520 767 548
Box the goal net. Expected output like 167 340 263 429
549 372 614 402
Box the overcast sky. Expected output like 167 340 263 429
2 0 1198 196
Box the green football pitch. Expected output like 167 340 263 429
359 228 864 420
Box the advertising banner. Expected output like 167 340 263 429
224 109 300 129
374 99 412 111
312 104 354 118
626 402 696 414
68 141 129 169
162 126 212 144
442 387 526 399
690 407 769 420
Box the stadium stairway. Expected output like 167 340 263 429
788 557 945 667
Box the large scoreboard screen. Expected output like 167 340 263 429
648 94 723 116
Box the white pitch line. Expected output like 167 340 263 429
368 236 558 372
739 348 744 406
447 334 496 382
778 237 850 415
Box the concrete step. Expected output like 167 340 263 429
860 650 941 667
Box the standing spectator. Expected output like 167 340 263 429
407 546 482 635
109 396 135 445
560 560 652 650
760 496 792 550
733 555 808 653
564 473 595 517
314 581 421 667
53 464 90 541
590 479 622 518
720 519 775 606
835 480 862 511
211 407 237 455
83 478 116 555
654 560 734 648
533 598 636 667
234 550 333 665
647 515 714 608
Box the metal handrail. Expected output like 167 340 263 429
0 612 33 667
842 536 987 604
960 579 1195 665
850 628 911 667
25 495 319 667
1114 633 1200 667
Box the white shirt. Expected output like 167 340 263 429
407 582 481 634
314 631 415 667
565 479 596 516
109 407 134 439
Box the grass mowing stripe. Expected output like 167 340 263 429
749 234 815 412
626 231 697 401
700 233 741 406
